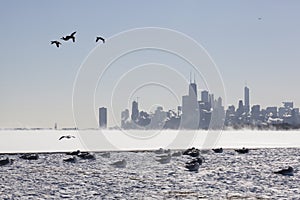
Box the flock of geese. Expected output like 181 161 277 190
51 31 105 48
0 147 294 176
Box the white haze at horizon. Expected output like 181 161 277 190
0 130 299 153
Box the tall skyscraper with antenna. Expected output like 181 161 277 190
188 72 197 100
181 73 199 129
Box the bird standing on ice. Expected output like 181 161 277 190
111 159 127 168
274 166 294 176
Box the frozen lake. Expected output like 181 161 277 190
0 148 299 199
1 130 300 199
0 130 300 153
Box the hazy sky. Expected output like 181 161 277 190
1 1 300 128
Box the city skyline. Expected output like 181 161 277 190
1 1 300 128
116 80 299 130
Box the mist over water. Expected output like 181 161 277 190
1 130 300 153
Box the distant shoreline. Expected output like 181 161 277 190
1 147 300 155
1 126 300 131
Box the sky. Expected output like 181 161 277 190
0 1 300 128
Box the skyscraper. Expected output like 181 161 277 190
236 100 244 117
181 80 199 129
201 90 209 103
131 101 139 122
244 86 250 113
121 109 129 128
251 105 261 121
189 82 197 99
99 107 107 128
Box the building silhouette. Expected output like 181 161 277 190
121 109 129 128
181 79 199 129
99 107 107 128
201 90 209 103
250 105 261 124
244 86 250 113
131 101 139 122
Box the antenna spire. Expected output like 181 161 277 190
194 73 196 83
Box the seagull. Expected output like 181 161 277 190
99 152 111 158
183 147 193 155
171 151 182 157
66 150 80 155
51 41 61 48
0 157 13 166
111 159 127 168
78 152 96 160
61 31 76 42
156 153 171 159
59 135 75 140
20 154 39 160
186 157 203 166
188 149 200 157
156 154 171 164
154 148 165 154
235 147 249 154
77 152 89 157
96 36 105 43
212 148 223 153
164 149 171 154
183 147 200 157
185 162 200 172
63 156 77 163
274 166 294 176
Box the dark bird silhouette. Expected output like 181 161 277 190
186 157 203 166
0 157 13 166
80 154 96 160
212 148 223 153
63 156 77 163
258 17 262 20
61 31 76 42
235 147 249 154
66 150 81 155
77 152 96 160
96 36 105 43
185 162 200 172
274 166 294 176
77 151 89 157
51 41 61 48
183 147 200 157
20 154 39 160
59 135 76 140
